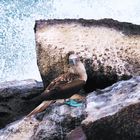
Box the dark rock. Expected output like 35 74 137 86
0 79 43 128
32 104 86 140
83 103 140 140
65 126 87 140
0 77 139 140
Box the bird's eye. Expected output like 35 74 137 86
69 59 73 64
75 58 79 61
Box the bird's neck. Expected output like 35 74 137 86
71 62 87 81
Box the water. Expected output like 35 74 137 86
0 0 140 82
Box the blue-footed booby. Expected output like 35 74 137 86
27 53 87 117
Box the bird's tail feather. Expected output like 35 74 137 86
26 100 55 117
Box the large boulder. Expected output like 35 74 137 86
35 19 140 90
82 76 140 140
0 76 139 140
0 79 43 128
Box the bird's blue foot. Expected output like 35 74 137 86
65 99 83 107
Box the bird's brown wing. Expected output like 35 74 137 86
26 74 85 117
27 73 80 103
41 72 81 100
46 73 79 91
42 79 86 100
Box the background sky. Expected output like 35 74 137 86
0 0 140 82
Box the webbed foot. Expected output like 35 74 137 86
65 99 83 107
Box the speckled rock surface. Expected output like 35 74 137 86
32 104 85 140
0 76 139 140
83 103 140 140
35 19 140 90
0 79 43 128
82 76 140 140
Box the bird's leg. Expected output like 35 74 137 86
70 94 85 101
55 99 65 104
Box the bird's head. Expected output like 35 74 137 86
68 52 87 81
68 53 80 66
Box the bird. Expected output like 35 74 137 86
26 52 87 117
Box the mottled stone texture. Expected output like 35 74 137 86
83 103 140 140
0 80 43 128
35 19 140 91
0 77 139 140
82 76 140 140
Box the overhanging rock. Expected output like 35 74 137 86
0 79 43 128
35 19 140 90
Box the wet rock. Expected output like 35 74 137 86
84 76 140 123
65 126 87 140
0 103 86 140
32 104 86 140
82 76 140 140
0 76 140 140
83 103 140 140
0 79 43 128
35 19 140 90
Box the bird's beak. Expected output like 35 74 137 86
72 59 76 65
69 59 76 65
